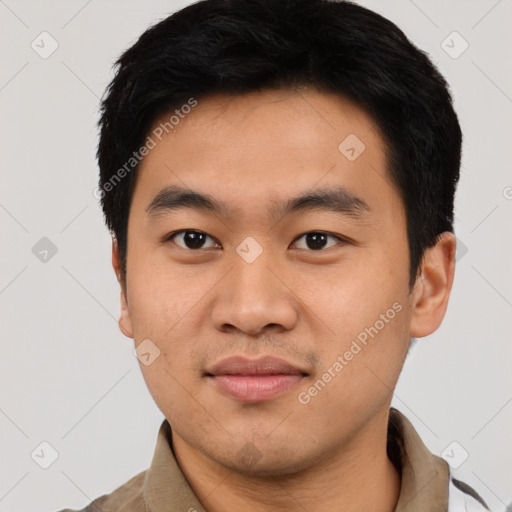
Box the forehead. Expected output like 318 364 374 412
130 88 402 225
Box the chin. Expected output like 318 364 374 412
213 442 314 478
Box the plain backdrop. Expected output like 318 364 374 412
0 1 511 511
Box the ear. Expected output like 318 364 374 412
111 237 134 339
410 232 456 338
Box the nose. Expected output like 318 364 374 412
210 245 299 336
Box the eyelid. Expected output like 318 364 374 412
165 230 220 249
290 231 348 250
165 229 350 251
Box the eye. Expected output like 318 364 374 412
291 231 345 251
166 230 219 250
165 230 346 252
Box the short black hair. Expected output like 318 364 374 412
97 0 461 290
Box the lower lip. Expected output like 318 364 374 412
210 374 304 402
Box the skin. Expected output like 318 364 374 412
111 87 456 511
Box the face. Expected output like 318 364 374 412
113 88 448 476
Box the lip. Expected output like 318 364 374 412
205 356 309 403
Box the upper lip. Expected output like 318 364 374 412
205 356 309 376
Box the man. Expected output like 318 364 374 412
62 0 491 510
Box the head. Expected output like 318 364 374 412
97 0 460 476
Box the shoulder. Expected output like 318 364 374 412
54 469 147 512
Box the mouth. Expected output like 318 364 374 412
205 355 309 403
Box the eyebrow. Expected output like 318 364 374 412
145 185 371 221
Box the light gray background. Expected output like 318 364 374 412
0 1 511 511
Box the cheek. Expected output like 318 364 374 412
300 257 411 400
297 254 405 329
138 361 203 439
126 248 201 336
297 301 411 433
126 248 210 371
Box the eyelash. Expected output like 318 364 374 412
164 230 348 252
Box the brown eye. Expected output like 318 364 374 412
168 230 219 250
292 232 344 251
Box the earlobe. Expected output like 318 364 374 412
410 232 456 338
118 289 134 339
111 237 134 339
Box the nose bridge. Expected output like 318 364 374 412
234 241 274 301
211 237 298 335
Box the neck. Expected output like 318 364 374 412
172 409 401 512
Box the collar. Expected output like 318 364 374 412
388 407 450 511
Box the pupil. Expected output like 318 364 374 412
306 232 327 250
185 231 205 249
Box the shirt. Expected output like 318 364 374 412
56 407 490 512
